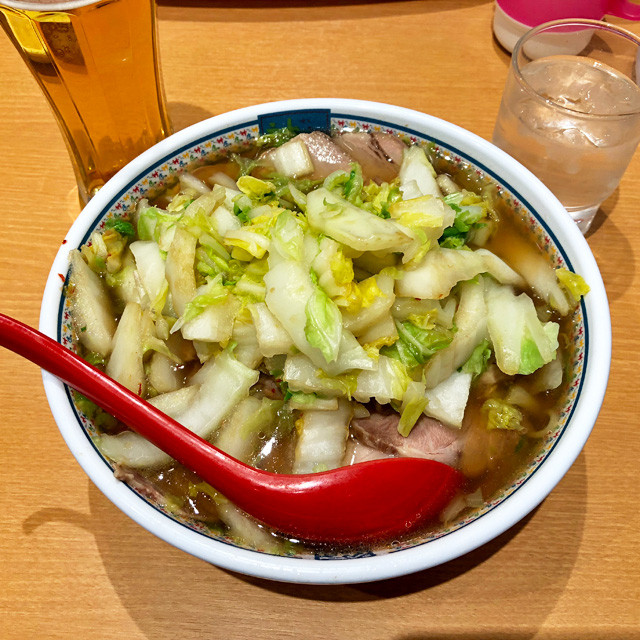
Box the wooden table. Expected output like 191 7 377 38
1 2 638 638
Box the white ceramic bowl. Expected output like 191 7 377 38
39 99 611 584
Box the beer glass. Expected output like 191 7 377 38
0 0 172 203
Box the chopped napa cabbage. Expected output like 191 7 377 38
327 332 376 375
147 352 182 394
482 398 524 432
264 258 373 374
224 227 271 259
359 313 398 350
230 312 263 369
141 312 181 364
461 338 492 379
389 194 450 227
336 274 385 315
166 192 194 213
136 202 182 251
129 240 169 315
97 349 259 468
396 246 523 300
182 187 226 227
311 235 353 299
106 301 146 396
78 135 590 514
68 251 116 357
359 180 403 218
283 354 357 398
354 355 411 404
171 274 228 332
423 370 472 429
381 319 454 369
306 187 412 252
264 258 321 359
324 163 364 203
505 385 537 412
147 384 200 416
236 175 276 200
287 392 339 411
530 357 564 393
81 227 129 274
475 248 525 287
272 138 314 178
232 258 267 302
423 278 488 389
179 172 210 195
179 297 241 344
211 204 242 237
194 484 282 553
392 296 456 329
271 210 304 262
293 399 352 473
341 274 395 335
255 124 299 148
286 182 308 211
104 252 141 306
488 230 571 315
249 302 294 357
215 396 282 463
485 280 559 376
436 174 461 195
323 173 402 219
389 195 455 264
165 227 198 316
440 190 491 248
398 380 428 437
304 283 343 364
104 217 135 239
556 268 590 306
398 145 441 198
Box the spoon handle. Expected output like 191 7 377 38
0 313 254 494
0 313 465 543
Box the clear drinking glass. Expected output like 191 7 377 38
492 19 640 233
0 0 172 203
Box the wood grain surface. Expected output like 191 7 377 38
0 2 638 639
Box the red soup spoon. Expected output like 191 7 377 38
0 313 463 545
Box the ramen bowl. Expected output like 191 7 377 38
39 99 611 584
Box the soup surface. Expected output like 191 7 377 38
66 126 588 553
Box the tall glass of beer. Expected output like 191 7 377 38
0 0 172 203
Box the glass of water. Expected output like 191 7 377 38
492 19 640 234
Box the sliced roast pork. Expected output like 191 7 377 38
351 412 461 468
260 131 353 180
344 439 393 465
114 465 171 505
259 131 406 183
297 131 354 178
334 132 405 183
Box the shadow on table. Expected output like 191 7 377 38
157 0 493 23
167 101 216 132
22 451 588 640
583 188 636 304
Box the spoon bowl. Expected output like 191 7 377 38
0 312 463 544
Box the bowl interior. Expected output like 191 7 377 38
41 100 608 583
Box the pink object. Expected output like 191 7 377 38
496 0 640 25
493 0 640 52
